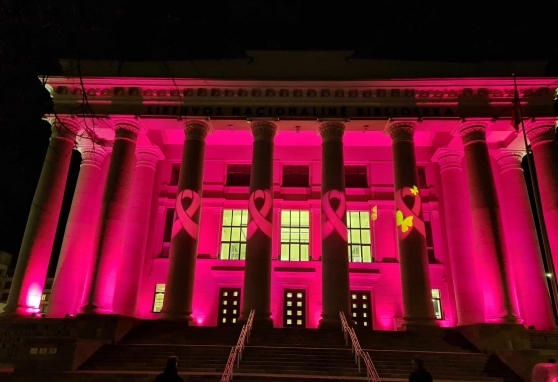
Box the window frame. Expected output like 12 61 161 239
220 209 249 260
347 211 373 263
432 289 443 320
280 210 310 261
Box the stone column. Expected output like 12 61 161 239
384 122 437 327
114 148 162 317
80 121 140 314
458 122 518 323
160 120 210 321
526 121 558 274
318 121 351 328
495 150 555 329
2 119 78 316
432 149 484 325
48 147 110 317
240 121 277 327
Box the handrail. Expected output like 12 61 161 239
339 311 381 382
220 309 255 382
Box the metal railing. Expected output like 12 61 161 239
220 309 255 382
339 311 381 382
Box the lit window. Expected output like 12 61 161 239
297 320 302 325
364 322 368 326
287 310 292 316
353 312 357 317
347 211 372 263
297 293 303 298
232 318 237 323
223 301 228 305
352 304 357 308
352 294 357 299
297 302 302 307
41 294 47 301
287 319 292 325
297 311 302 316
280 210 310 261
233 291 238 296
223 318 227 323
287 293 292 298
220 210 248 260
223 309 227 314
287 301 292 306
233 310 237 314
152 284 165 313
223 291 228 296
233 301 237 305
432 289 443 320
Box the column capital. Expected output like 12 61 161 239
494 150 525 173
184 120 211 141
431 149 464 172
318 121 345 142
113 120 141 141
526 120 557 147
383 122 416 142
51 117 81 140
457 122 488 145
79 147 109 168
136 151 160 169
250 121 278 141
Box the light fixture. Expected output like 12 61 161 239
546 273 553 278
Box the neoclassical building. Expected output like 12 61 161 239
2 52 558 330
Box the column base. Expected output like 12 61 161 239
485 314 520 325
0 304 40 318
238 311 274 328
158 312 196 324
79 304 114 315
402 316 440 330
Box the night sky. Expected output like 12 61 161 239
0 0 557 275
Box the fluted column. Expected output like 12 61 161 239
458 123 518 323
495 150 555 329
48 147 110 317
80 121 140 314
160 120 210 321
384 122 437 327
318 121 351 328
432 149 484 325
526 121 558 274
114 148 162 317
2 119 78 316
240 121 277 327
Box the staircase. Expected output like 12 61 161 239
2 322 524 382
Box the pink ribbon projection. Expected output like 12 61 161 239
322 190 348 242
395 185 425 241
247 189 273 239
172 189 201 239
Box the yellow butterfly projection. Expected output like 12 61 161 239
396 210 413 232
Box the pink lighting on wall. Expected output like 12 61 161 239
25 282 42 313
247 190 272 239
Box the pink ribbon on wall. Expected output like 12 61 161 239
322 190 348 242
395 186 425 240
172 189 201 239
247 189 273 239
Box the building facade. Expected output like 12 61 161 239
2 54 558 330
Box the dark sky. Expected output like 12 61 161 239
0 0 557 274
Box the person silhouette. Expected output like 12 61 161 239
409 358 433 382
154 356 185 382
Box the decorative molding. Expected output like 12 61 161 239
525 121 557 147
383 122 416 142
184 120 211 140
136 151 160 169
113 119 142 134
318 121 345 142
79 148 109 168
494 150 525 173
431 149 463 172
457 122 487 145
50 117 81 139
250 120 278 141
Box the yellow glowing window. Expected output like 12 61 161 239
223 291 228 296
287 319 292 325
222 309 227 314
233 310 237 314
297 293 302 298
297 302 302 307
220 210 248 260
352 294 357 299
432 289 443 320
347 211 373 263
287 310 292 315
222 318 227 323
297 320 302 325
152 284 165 313
280 210 310 261
297 311 302 316
233 291 238 296
232 318 237 323
287 301 292 306
223 301 228 305
233 301 237 305
287 293 292 298
352 304 357 308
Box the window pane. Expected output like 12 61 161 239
222 227 231 242
360 212 370 229
232 210 242 226
362 246 371 263
350 213 360 229
155 284 166 293
301 245 309 261
291 230 300 243
221 243 230 259
432 289 440 299
351 229 361 244
300 229 309 243
231 228 240 241
240 228 247 241
361 230 371 244
291 244 300 261
230 244 240 260
281 244 290 261
281 211 290 226
281 228 290 242
241 210 248 224
291 211 300 226
223 210 232 226
300 211 309 227
240 244 246 260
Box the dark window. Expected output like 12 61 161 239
0 293 8 301
44 282 52 290
417 166 427 189
218 288 241 326
170 163 181 186
425 220 436 263
282 165 309 187
226 164 251 187
4 281 11 289
345 165 368 188
163 208 175 242
283 289 306 327
351 291 372 329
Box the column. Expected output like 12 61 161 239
2 119 78 316
526 121 558 274
384 122 437 327
432 149 484 325
495 150 555 329
160 120 210 321
48 147 110 317
318 121 351 328
114 148 162 317
458 122 518 323
80 120 140 314
240 121 277 326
